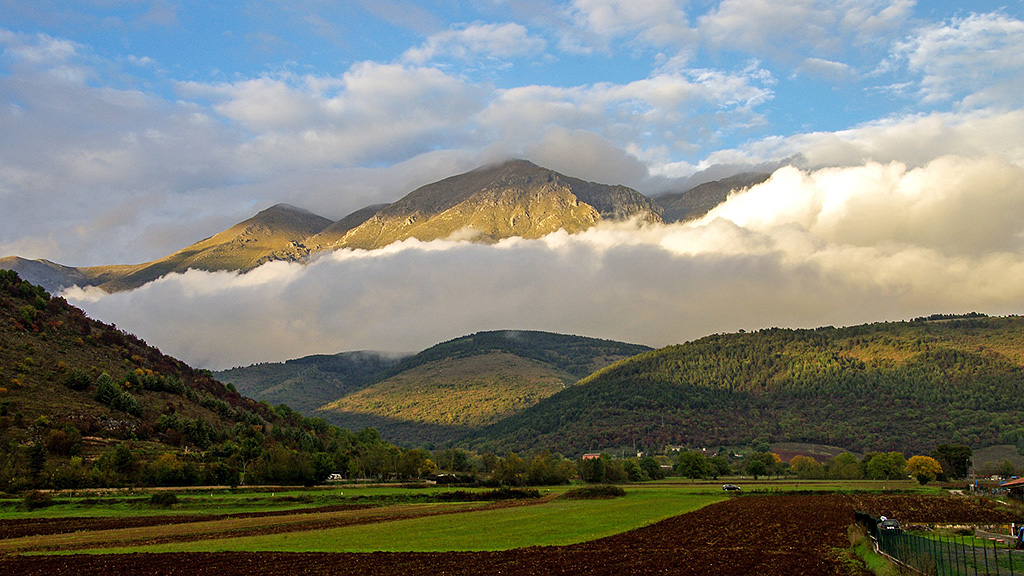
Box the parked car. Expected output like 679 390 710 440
878 517 902 534
722 484 741 491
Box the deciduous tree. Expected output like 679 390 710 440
906 455 942 485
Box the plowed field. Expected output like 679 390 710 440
0 493 1016 576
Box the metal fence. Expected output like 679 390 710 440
877 530 1022 576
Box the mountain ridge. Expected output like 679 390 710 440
469 314 1024 455
217 329 654 445
3 160 747 293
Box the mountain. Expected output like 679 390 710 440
0 257 97 292
469 314 1024 456
100 204 333 292
302 203 389 250
0 204 333 294
218 330 653 446
0 270 391 488
2 162 773 293
214 351 402 417
314 160 663 251
655 172 770 222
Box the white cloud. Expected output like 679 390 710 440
0 31 249 264
795 57 854 81
889 12 1024 108
564 0 695 54
65 155 1024 370
479 67 774 157
700 156 1024 257
178 63 487 170
699 0 914 63
402 22 547 65
523 127 649 187
698 108 1024 173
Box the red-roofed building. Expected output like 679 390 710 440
1001 477 1024 498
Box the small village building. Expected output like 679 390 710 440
1001 477 1024 499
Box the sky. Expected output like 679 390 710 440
3 1 1024 369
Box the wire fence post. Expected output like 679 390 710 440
973 534 981 576
947 535 955 576
1010 538 1015 576
984 535 991 575
942 532 950 573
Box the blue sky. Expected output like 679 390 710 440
4 2 1024 367
3 0 1024 263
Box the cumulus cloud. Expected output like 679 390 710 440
177 63 488 170
524 127 649 187
888 13 1024 108
699 0 914 63
402 22 547 65
563 0 696 54
479 66 774 155
65 155 1024 370
0 30 249 264
699 108 1024 172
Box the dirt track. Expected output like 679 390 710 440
0 493 1017 575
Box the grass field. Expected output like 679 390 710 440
1 477 942 556
87 485 724 554
0 484 492 520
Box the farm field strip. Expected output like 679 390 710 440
4 493 1012 576
0 501 489 553
83 490 726 554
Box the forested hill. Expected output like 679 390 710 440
309 331 653 445
382 330 653 382
470 315 1024 456
216 351 402 417
0 270 400 489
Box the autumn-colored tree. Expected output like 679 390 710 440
906 455 942 485
791 455 825 479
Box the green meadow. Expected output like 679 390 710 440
8 478 942 556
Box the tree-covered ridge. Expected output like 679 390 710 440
215 351 401 417
0 270 407 489
216 330 651 446
384 329 652 382
313 331 651 445
472 316 1024 456
319 352 572 427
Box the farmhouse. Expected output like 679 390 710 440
1001 477 1024 498
581 453 601 460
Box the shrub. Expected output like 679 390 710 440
63 368 92 391
23 490 53 510
559 485 627 500
149 492 179 506
94 372 142 416
434 487 541 502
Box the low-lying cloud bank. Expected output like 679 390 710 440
65 155 1024 369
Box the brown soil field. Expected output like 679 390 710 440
0 493 1018 576
0 504 373 540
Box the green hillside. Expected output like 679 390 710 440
382 329 653 381
215 351 400 416
224 330 651 446
470 315 1024 456
319 352 572 427
0 270 402 489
